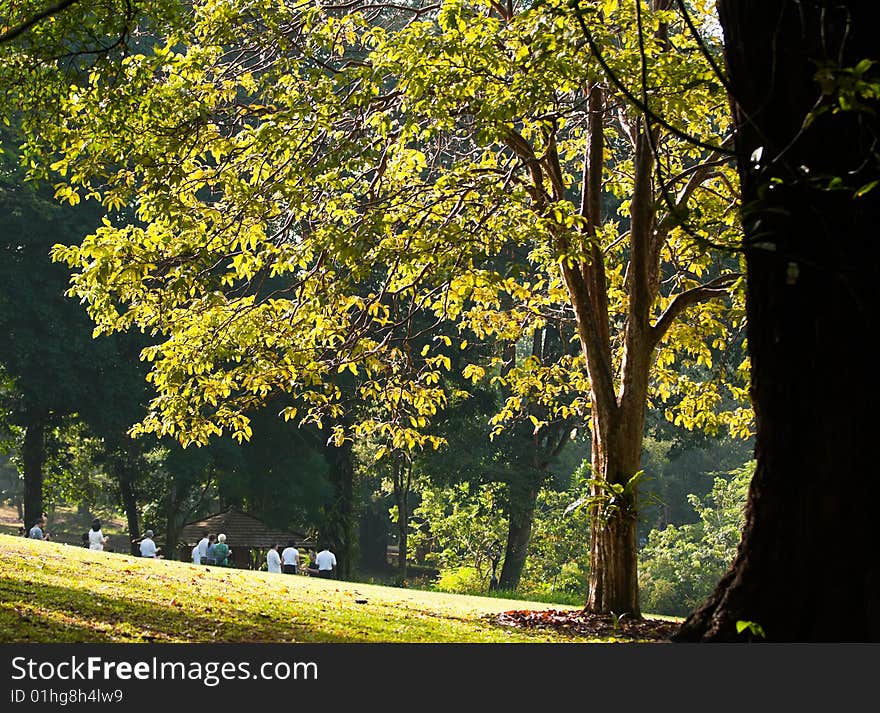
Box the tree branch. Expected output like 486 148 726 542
650 273 741 346
0 0 80 45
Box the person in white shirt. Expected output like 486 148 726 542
191 544 200 564
196 531 210 565
88 519 109 551
315 546 337 579
281 541 300 574
266 543 282 573
139 530 159 558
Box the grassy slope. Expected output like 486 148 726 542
0 535 597 643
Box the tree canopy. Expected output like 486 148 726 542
5 0 753 615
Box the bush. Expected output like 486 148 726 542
433 565 486 594
638 462 753 616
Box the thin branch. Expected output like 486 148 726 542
0 0 80 45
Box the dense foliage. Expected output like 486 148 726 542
639 461 752 616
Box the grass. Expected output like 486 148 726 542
0 534 603 643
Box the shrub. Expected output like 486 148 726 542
638 462 753 616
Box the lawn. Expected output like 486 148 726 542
0 534 606 643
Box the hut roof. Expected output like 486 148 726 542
177 508 312 549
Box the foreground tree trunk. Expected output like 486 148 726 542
22 415 46 531
675 1 880 641
584 370 649 616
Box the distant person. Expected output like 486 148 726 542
81 532 89 548
88 519 109 551
266 543 282 574
305 550 319 577
281 541 300 575
315 545 337 579
205 534 217 565
213 534 230 567
196 531 210 565
28 518 49 540
139 530 159 558
191 543 200 564
17 525 26 537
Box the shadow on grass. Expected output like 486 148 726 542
0 575 351 644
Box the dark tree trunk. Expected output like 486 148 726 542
323 434 355 579
498 483 538 590
22 416 46 531
396 502 408 579
117 462 140 555
675 1 880 641
164 478 181 559
358 495 389 571
390 453 411 579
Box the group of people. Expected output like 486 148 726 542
265 542 337 578
22 517 337 579
191 531 231 566
25 517 110 552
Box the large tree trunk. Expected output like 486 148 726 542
675 1 880 641
578 123 656 618
498 482 538 590
585 400 645 617
22 416 46 531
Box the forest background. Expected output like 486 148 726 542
1 0 816 623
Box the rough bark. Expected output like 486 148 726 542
22 416 46 531
674 0 880 641
585 409 644 616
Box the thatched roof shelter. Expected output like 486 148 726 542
178 508 312 550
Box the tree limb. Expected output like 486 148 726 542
0 0 80 45
650 273 741 346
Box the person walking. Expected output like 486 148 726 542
88 519 109 551
139 530 159 558
266 543 282 573
281 541 300 574
314 545 337 579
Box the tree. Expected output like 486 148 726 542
24 0 747 617
674 1 880 641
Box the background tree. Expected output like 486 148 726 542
21 0 748 617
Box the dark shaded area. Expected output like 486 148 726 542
675 1 880 641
